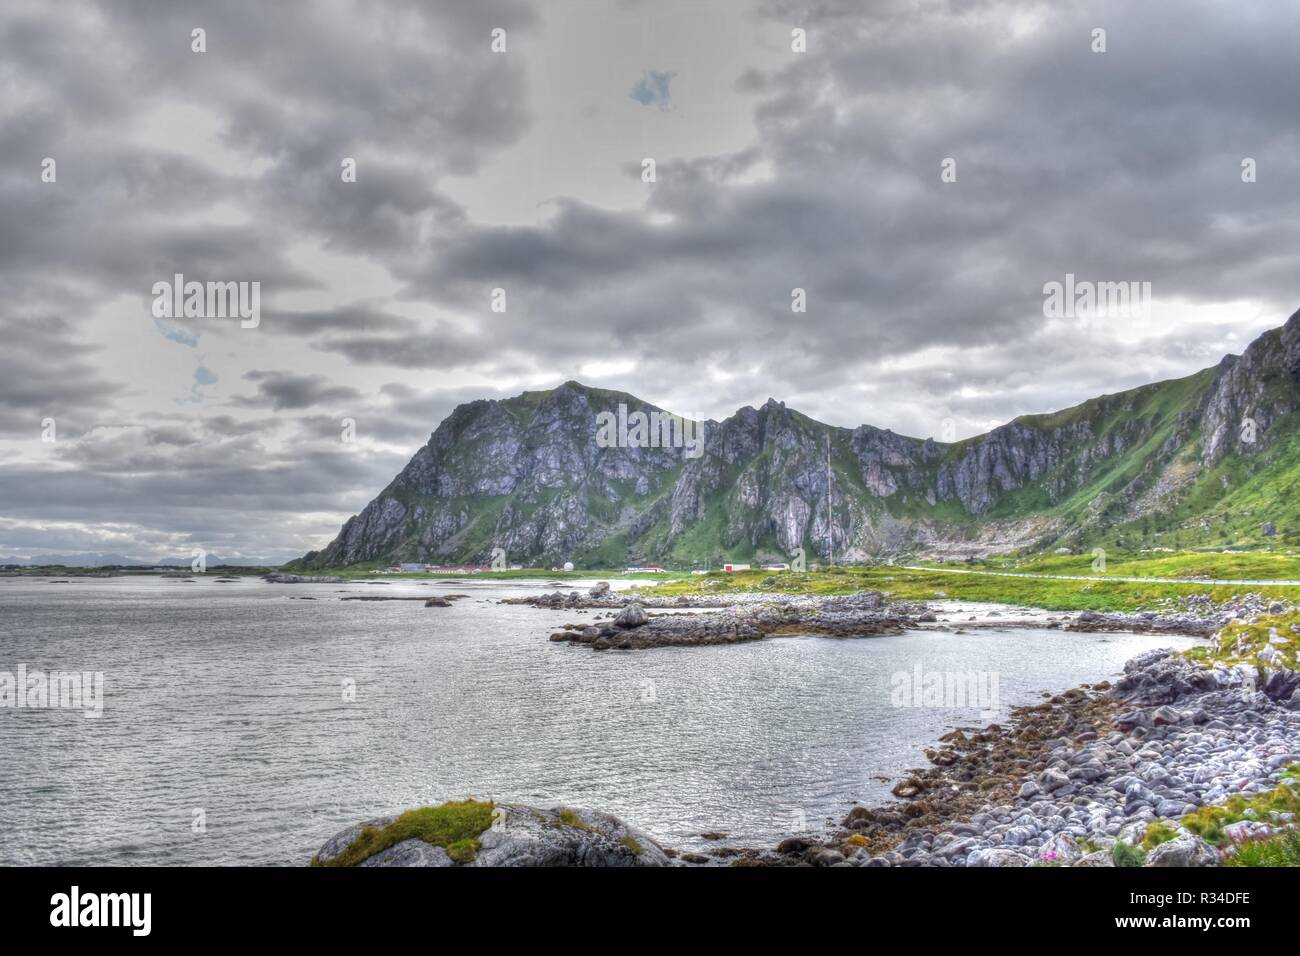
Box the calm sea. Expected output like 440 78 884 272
0 575 1198 864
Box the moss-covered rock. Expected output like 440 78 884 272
1184 611 1300 671
313 799 495 867
313 800 668 867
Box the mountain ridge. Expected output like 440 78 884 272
296 308 1300 569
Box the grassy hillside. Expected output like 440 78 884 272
933 549 1300 580
297 311 1300 570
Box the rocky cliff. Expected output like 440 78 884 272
297 309 1300 568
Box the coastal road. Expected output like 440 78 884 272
900 566 1300 587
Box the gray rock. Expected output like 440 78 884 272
1155 799 1194 819
1124 780 1153 802
314 815 396 865
1038 769 1070 792
613 602 648 629
808 848 846 867
1037 831 1083 865
966 848 1030 867
358 839 453 867
1152 706 1183 726
1073 850 1114 867
934 837 977 858
1143 830 1219 867
1223 820 1273 843
1070 762 1107 783
475 805 668 867
1117 821 1147 846
315 803 668 868
1002 825 1037 846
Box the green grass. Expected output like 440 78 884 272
620 835 642 856
556 809 593 832
959 548 1300 581
1111 841 1145 867
287 344 1300 572
645 568 856 598
1183 611 1300 669
294 549 1300 615
1224 829 1300 867
964 368 1217 531
864 568 1295 612
643 562 1300 613
1141 821 1179 852
313 799 495 867
1177 765 1300 847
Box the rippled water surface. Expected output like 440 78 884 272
0 575 1200 864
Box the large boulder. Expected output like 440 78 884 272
966 848 1030 867
1143 830 1219 867
1073 850 1115 867
1112 649 1232 704
1261 666 1300 701
471 805 668 867
314 802 668 868
314 815 396 865
358 840 453 867
614 602 648 629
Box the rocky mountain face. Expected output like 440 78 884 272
298 310 1300 568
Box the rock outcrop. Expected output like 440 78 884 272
744 640 1300 868
316 803 669 868
546 590 927 650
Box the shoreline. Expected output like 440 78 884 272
313 632 1300 866
691 605 1298 867
512 583 1291 648
499 587 1300 866
735 645 1300 867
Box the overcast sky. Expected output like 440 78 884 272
2 0 1298 562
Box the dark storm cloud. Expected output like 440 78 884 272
234 371 362 411
0 307 125 438
393 0 1300 428
292 380 528 446
315 325 501 370
258 305 418 337
3 0 1297 558
0 448 409 561
0 0 538 556
0 0 537 327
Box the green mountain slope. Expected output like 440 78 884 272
293 308 1300 569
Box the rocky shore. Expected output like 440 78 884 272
1063 593 1295 637
316 588 1299 867
313 643 1299 866
540 589 931 649
502 580 748 610
518 583 1296 649
717 641 1300 867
